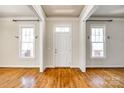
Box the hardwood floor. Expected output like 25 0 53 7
0 68 123 88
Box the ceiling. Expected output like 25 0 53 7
92 5 124 18
0 5 36 17
42 5 84 17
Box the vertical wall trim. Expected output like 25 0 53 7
79 5 97 72
31 5 46 72
79 21 86 72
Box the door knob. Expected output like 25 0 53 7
55 49 57 54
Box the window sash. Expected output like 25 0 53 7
19 25 35 58
90 25 105 58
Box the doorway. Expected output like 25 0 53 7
53 25 72 67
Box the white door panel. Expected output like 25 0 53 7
54 26 72 67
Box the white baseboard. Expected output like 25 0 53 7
79 65 86 72
40 67 44 72
45 65 55 68
45 65 79 68
0 65 39 68
86 65 124 68
70 65 79 68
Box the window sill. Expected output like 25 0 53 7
19 57 35 60
91 56 106 59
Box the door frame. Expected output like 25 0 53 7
53 24 72 67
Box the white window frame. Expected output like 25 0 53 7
19 24 35 59
90 24 106 58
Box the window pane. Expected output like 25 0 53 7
92 43 104 57
56 26 70 33
22 28 34 42
99 28 104 36
64 27 70 32
99 36 104 42
21 43 33 57
95 29 99 36
92 28 96 36
91 27 104 43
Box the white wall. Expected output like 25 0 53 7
0 18 39 67
46 18 79 68
86 17 124 67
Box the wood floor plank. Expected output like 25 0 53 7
0 68 123 88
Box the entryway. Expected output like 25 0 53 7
53 25 72 67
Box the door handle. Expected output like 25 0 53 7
55 49 57 54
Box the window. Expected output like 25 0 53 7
91 25 105 58
19 25 35 58
56 26 70 33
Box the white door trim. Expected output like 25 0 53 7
53 24 72 67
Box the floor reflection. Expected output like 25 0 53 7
21 76 36 88
92 76 105 87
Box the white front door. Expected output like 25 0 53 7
54 25 72 67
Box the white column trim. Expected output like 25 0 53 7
79 5 97 72
31 5 46 72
